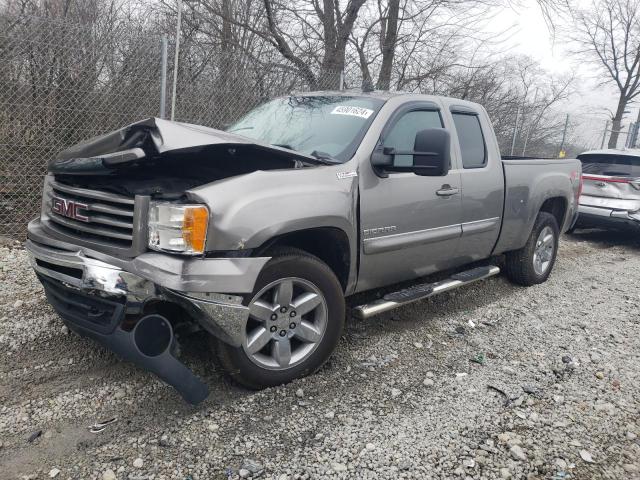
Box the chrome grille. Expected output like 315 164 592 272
42 175 149 256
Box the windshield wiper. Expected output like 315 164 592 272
228 126 254 133
272 143 295 150
310 150 340 164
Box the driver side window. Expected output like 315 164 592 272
384 110 443 166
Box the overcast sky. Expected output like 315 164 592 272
480 1 640 148
487 2 632 120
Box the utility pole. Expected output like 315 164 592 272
558 113 569 158
170 0 183 121
521 88 539 156
510 107 520 156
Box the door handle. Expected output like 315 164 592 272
436 185 459 197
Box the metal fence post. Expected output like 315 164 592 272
600 120 609 149
170 0 183 121
160 36 168 119
626 122 636 148
631 122 639 148
631 109 640 148
339 71 344 91
510 107 520 156
521 88 539 156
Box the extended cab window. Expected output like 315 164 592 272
384 110 443 167
452 113 486 169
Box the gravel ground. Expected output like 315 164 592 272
1 230 639 480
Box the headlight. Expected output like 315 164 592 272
148 202 209 255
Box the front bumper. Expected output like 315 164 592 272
27 218 270 345
26 218 270 403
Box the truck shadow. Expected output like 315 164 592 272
343 272 521 345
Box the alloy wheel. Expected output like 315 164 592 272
533 226 555 275
243 277 328 370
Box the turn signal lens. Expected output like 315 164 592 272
182 206 209 254
148 203 209 255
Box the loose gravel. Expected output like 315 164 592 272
1 230 639 480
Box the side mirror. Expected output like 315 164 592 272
412 128 450 176
371 128 450 177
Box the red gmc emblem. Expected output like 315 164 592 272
51 196 89 222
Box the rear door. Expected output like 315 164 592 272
451 105 504 262
357 101 463 291
578 153 640 213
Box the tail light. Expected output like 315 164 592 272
582 175 630 183
582 174 640 190
577 175 583 199
573 171 583 202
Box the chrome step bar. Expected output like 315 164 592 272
352 265 501 319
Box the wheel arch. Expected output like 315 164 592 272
254 227 353 293
539 196 568 231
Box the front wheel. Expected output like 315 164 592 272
215 250 345 389
504 211 559 286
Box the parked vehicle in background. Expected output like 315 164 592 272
25 91 581 404
573 149 640 231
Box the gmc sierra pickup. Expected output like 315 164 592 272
26 92 582 404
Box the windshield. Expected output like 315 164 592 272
578 153 640 177
226 95 385 162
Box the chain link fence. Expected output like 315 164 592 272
0 14 331 239
1 13 636 240
602 120 640 150
0 14 166 239
565 114 640 152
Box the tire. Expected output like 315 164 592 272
504 211 559 286
215 249 345 389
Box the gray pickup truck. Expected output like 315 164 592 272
26 92 581 403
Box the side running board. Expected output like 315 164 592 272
352 265 500 319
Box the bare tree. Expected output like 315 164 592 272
376 0 400 89
196 0 368 89
350 0 496 91
571 0 640 148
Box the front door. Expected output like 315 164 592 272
357 103 463 292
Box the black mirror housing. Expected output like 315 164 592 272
371 148 394 168
371 128 451 177
412 128 450 176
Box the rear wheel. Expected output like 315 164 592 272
216 250 345 389
504 212 559 286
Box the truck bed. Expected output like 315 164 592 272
493 158 581 255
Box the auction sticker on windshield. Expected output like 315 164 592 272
331 105 374 119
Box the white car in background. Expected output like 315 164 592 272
574 149 640 231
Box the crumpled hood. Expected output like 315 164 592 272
50 117 320 174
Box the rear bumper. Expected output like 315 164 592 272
577 204 640 230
